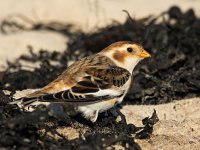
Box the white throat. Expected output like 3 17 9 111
112 57 141 73
101 51 141 74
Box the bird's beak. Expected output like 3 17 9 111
139 50 151 58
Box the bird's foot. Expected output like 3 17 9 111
83 109 99 123
114 107 128 125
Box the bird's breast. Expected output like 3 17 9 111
78 98 118 113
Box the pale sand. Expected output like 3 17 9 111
122 98 200 150
0 0 200 31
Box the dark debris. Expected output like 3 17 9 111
0 91 151 149
135 109 159 139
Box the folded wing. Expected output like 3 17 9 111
12 65 131 107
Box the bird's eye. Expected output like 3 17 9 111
127 47 133 53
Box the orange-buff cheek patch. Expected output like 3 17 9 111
112 51 127 63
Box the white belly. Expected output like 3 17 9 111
78 78 131 117
78 98 117 113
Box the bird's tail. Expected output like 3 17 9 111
9 97 38 110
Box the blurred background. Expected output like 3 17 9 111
0 0 200 70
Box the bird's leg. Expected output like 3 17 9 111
83 109 99 123
109 108 119 117
90 110 99 123
114 106 128 125
118 110 130 135
109 105 130 134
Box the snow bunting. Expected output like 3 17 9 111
10 41 150 122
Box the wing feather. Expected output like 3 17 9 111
15 63 131 107
86 66 131 87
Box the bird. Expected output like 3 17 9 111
10 41 151 122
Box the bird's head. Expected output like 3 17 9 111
100 41 151 73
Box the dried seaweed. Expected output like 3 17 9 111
0 90 158 149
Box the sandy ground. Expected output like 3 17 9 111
1 1 200 149
122 98 200 150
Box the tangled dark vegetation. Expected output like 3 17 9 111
0 6 199 149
